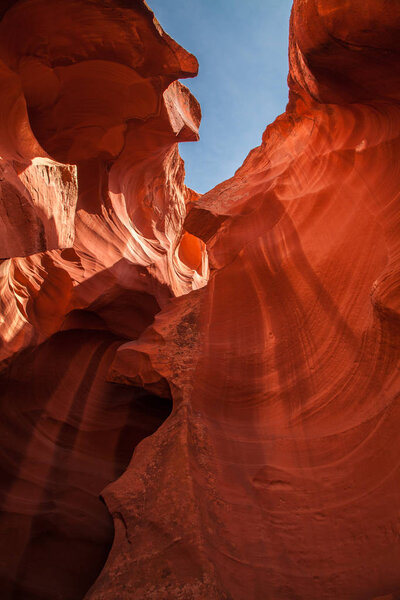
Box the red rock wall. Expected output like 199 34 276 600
1 1 400 599
0 1 206 598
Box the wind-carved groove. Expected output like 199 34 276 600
0 325 172 599
1 0 400 599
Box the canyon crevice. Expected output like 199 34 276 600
1 1 400 599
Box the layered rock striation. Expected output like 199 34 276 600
0 1 206 598
1 1 400 599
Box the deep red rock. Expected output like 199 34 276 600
1 1 400 599
0 1 205 598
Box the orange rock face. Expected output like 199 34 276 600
1 1 400 599
0 1 205 598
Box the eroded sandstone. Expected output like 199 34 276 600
1 1 400 599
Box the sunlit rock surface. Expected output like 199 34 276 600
0 1 206 598
1 0 400 599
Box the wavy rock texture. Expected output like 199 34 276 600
104 2 400 600
1 1 400 600
0 1 206 598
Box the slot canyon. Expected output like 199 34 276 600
0 1 400 599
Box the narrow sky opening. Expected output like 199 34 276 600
148 0 292 194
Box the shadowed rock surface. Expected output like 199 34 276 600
0 1 204 598
1 1 400 599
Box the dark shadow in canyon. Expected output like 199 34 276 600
0 316 172 600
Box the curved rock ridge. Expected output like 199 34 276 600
101 1 400 599
0 1 207 598
1 1 400 600
0 0 208 365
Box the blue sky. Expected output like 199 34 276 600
149 0 293 193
